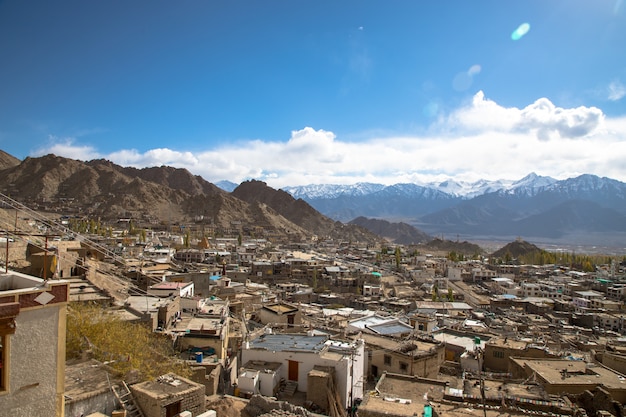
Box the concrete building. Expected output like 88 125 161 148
177 299 230 360
509 358 626 403
360 333 445 380
257 302 302 327
237 360 283 397
148 281 194 298
241 333 365 410
0 270 70 417
347 315 414 337
483 337 555 372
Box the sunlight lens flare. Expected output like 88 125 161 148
511 22 530 41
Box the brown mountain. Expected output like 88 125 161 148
232 180 381 243
421 238 484 256
0 155 305 236
0 150 21 170
0 153 380 244
491 239 541 259
348 216 431 245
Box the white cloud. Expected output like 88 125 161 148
33 136 100 161
446 91 604 140
35 93 626 188
608 80 626 101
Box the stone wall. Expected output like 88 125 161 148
131 376 205 417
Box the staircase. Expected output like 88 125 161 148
112 381 145 417
283 380 298 396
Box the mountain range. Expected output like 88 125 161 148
0 152 379 245
2 150 625 247
278 173 626 246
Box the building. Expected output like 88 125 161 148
64 359 120 417
483 337 555 372
257 302 302 327
131 373 205 417
360 333 445 380
177 299 230 360
509 358 626 403
241 333 365 410
347 315 414 337
0 270 70 416
237 360 283 397
148 281 194 298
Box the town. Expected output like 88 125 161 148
1 200 626 417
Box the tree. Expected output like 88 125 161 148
394 247 402 270
66 304 189 380
432 283 439 301
184 229 191 248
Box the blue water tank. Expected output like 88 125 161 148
195 352 203 363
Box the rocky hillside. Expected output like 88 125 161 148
232 180 382 243
0 153 355 243
349 216 431 245
491 239 542 259
0 150 20 170
421 238 485 256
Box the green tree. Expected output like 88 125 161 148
394 247 402 270
184 229 191 248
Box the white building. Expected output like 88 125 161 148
241 333 365 409
147 281 195 298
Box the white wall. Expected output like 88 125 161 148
241 339 365 408
3 306 64 417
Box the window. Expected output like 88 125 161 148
399 362 408 372
493 350 504 359
383 355 391 365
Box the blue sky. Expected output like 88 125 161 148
1 0 625 187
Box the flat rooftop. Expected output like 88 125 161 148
242 360 283 372
512 359 626 390
248 333 328 353
262 303 298 314
64 359 119 403
360 333 440 354
132 374 202 397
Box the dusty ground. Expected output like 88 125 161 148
206 395 251 417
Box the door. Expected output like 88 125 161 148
288 360 299 381
165 400 181 417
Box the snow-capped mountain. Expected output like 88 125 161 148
282 182 386 199
216 173 626 244
277 174 626 244
283 172 559 200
